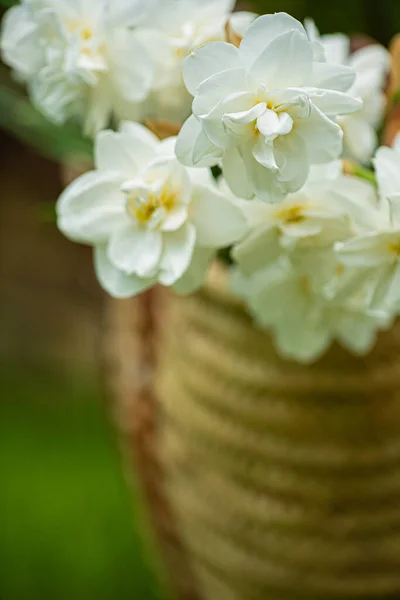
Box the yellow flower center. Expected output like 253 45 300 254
335 263 345 277
66 21 94 41
276 204 307 224
388 239 400 257
81 27 93 41
132 199 158 224
127 184 177 225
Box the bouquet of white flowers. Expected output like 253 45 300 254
2 0 396 363
3 3 400 599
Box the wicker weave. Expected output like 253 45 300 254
153 262 400 600
103 291 200 600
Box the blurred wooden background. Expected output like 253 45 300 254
0 134 103 378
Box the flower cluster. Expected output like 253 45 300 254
3 2 399 363
0 0 237 134
231 159 394 362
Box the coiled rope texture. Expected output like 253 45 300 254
154 263 400 600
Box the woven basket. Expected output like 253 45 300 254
106 262 400 600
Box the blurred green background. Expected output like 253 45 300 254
249 0 400 45
0 1 399 600
0 369 163 600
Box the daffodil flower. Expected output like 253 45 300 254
57 122 246 297
176 12 361 202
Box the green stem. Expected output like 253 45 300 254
345 160 377 185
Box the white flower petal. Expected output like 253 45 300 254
384 262 400 309
256 109 280 137
156 137 177 160
57 170 126 244
160 206 188 232
109 29 153 103
303 17 319 42
183 42 239 96
140 0 234 30
387 194 400 227
320 33 350 65
275 320 331 364
329 177 380 231
233 255 293 302
310 62 356 91
176 115 222 167
119 121 159 164
239 12 306 70
108 226 163 277
225 102 266 126
306 161 342 184
249 29 313 88
374 146 400 200
30 68 82 126
85 81 114 137
305 88 362 116
274 132 308 188
232 225 280 275
222 146 254 199
336 313 379 356
189 184 247 247
109 0 155 27
94 245 154 298
295 104 343 163
304 20 326 61
280 217 322 238
252 137 278 170
325 264 374 304
159 224 196 285
199 87 255 149
0 5 44 78
277 113 294 135
369 263 397 309
336 233 393 267
95 129 139 175
241 141 287 202
360 92 386 130
172 247 215 295
349 45 390 83
193 70 249 116
342 116 377 164
269 88 311 119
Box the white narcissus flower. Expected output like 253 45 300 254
57 122 246 298
117 0 243 125
232 162 364 277
336 137 400 311
232 256 391 363
305 20 390 163
0 0 156 135
176 12 361 203
230 163 391 362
